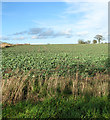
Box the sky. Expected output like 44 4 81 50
1 1 108 44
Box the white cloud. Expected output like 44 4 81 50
32 36 37 39
55 28 73 38
76 31 89 36
13 36 26 40
64 2 108 41
77 3 107 29
31 2 107 42
64 3 90 14
64 28 72 35
31 35 47 39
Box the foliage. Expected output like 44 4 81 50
2 44 108 79
78 40 91 44
93 40 97 44
2 96 110 118
94 35 105 44
78 39 85 44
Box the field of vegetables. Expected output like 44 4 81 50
2 44 110 118
2 44 108 78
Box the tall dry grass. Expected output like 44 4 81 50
2 69 110 104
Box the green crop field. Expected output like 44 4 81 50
2 44 110 118
2 44 108 77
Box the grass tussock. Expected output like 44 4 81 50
2 69 110 105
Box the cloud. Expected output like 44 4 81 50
30 28 54 39
0 36 27 41
29 27 73 39
13 31 27 35
76 31 89 36
82 3 107 28
31 36 37 39
31 35 47 39
64 3 90 14
13 36 26 40
28 28 44 35
29 27 55 37
0 36 10 40
54 28 73 38
39 29 54 37
5 27 73 40
63 2 107 41
62 28 73 35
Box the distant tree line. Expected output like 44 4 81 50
78 39 91 44
78 34 106 44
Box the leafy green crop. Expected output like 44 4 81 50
2 44 108 79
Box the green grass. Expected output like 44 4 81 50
2 95 110 118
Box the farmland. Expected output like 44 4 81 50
2 44 110 118
2 44 108 78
